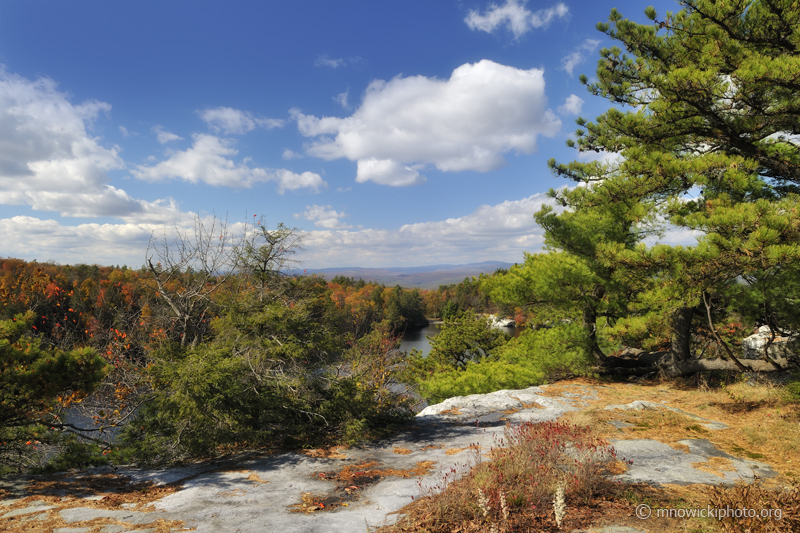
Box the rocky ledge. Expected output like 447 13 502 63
0 383 783 533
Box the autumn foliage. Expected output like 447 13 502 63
0 256 459 470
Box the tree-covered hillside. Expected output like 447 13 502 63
0 219 445 470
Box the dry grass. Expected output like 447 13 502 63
379 420 622 532
214 488 248 498
509 396 544 409
554 376 800 482
218 467 269 485
246 472 268 484
322 459 437 485
605 460 629 475
691 457 737 478
0 459 284 533
706 477 800 532
290 460 439 514
0 473 194 533
301 445 348 459
378 375 800 532
445 446 478 456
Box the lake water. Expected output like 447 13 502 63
399 323 522 356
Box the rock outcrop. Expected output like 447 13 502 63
0 383 781 533
742 325 797 360
486 314 516 328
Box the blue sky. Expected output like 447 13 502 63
0 0 685 268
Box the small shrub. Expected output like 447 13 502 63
33 437 111 474
785 372 800 402
385 421 619 532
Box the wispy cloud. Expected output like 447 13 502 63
465 1 568 38
282 149 303 160
561 38 601 75
314 55 345 68
314 55 365 69
333 89 349 109
297 191 703 268
152 125 183 144
198 106 284 135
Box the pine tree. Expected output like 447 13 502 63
507 0 800 375
0 312 107 470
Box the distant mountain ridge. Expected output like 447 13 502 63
301 261 514 289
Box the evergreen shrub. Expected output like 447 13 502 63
416 324 596 403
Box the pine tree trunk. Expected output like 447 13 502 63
583 287 607 363
670 306 695 362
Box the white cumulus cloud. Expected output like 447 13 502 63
0 68 182 224
0 213 251 267
0 216 159 266
292 59 560 186
295 204 353 229
465 1 568 38
274 169 328 194
132 134 326 193
198 106 285 135
298 193 563 267
558 94 584 115
297 192 705 268
356 159 424 186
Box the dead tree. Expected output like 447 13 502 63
146 214 241 348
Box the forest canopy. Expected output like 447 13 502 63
0 223 513 471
